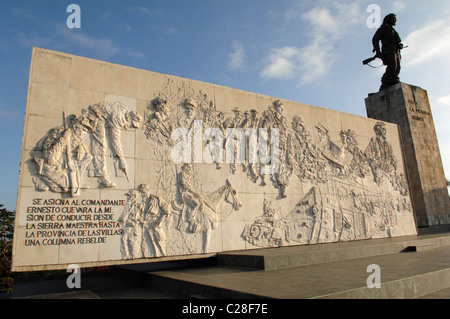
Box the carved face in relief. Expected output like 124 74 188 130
231 107 241 120
340 129 357 149
153 98 168 112
273 100 284 114
291 116 304 133
182 163 192 175
137 184 150 196
125 189 138 202
72 124 83 138
374 122 387 139
184 98 197 118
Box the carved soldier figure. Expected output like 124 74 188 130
316 124 344 175
32 115 92 197
148 111 172 144
372 13 403 91
118 189 139 259
178 163 204 232
340 129 370 179
32 126 68 193
271 100 292 198
65 115 93 197
224 107 243 174
246 109 260 182
365 122 397 185
184 98 197 120
137 184 170 257
87 101 141 188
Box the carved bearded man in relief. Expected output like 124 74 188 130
147 97 172 144
365 122 397 185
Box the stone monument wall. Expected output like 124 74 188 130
12 48 417 271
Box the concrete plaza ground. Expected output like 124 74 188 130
7 232 450 299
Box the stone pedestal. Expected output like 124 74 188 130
365 83 450 228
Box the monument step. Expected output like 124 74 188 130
403 244 435 252
216 233 450 270
146 244 450 299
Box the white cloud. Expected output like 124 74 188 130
392 1 407 12
58 28 120 58
13 18 145 60
162 26 178 36
284 8 300 21
229 40 246 70
402 19 450 67
260 47 301 80
432 94 450 129
125 48 145 59
14 31 54 49
302 7 337 35
12 7 37 20
297 42 330 85
261 1 362 85
57 27 145 59
127 6 163 18
437 95 450 106
100 11 111 21
127 7 152 15
431 93 450 178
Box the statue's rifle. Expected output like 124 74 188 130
362 46 408 68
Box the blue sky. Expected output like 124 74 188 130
1 0 450 211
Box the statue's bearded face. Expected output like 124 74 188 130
385 14 396 26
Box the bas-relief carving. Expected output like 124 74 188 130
31 115 92 197
27 76 414 260
138 81 413 254
119 184 179 258
246 183 413 248
31 101 142 196
119 175 242 258
241 199 290 247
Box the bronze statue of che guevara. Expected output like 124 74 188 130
372 13 404 91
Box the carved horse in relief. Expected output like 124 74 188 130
179 179 242 253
